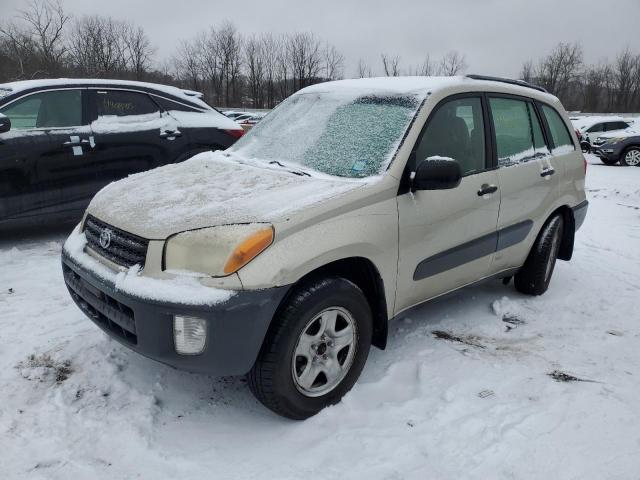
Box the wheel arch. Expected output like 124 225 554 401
274 257 389 350
551 205 575 261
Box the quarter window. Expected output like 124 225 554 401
95 90 160 117
0 89 82 129
415 97 486 175
489 97 546 166
541 105 574 150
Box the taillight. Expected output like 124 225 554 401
575 129 582 140
224 128 245 139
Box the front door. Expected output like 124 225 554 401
0 88 93 221
396 95 501 315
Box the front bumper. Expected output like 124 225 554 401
62 250 289 375
593 144 623 162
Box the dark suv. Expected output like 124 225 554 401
0 79 244 225
593 132 640 166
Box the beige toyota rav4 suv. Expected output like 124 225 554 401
62 75 588 419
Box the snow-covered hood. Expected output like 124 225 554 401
598 129 639 140
87 151 368 239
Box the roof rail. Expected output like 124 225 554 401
466 74 547 93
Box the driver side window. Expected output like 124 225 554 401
415 97 486 175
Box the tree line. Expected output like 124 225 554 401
1 0 639 112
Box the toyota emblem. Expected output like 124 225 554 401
99 228 112 249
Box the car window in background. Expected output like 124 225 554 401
230 92 423 178
542 105 574 150
490 97 541 166
0 89 82 129
153 96 199 112
95 90 160 118
415 97 486 175
586 123 603 133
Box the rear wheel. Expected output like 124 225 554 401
620 147 640 167
248 277 372 420
515 215 564 296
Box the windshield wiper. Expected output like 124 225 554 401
269 160 311 177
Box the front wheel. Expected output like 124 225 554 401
620 147 640 167
599 156 618 166
514 215 564 296
248 277 372 420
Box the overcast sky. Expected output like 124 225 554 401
2 0 639 77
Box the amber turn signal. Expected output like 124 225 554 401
223 227 274 274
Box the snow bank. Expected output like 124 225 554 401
63 226 235 306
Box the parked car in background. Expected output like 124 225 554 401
593 131 640 166
62 75 587 419
223 110 249 120
571 116 632 153
0 79 244 226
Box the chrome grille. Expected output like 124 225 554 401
84 215 149 268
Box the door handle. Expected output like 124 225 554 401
160 129 182 138
477 184 498 196
540 168 555 178
62 139 91 147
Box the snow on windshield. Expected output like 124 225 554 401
230 91 423 178
0 88 11 99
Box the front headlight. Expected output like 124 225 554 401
164 224 274 276
604 137 625 144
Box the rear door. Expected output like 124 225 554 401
396 94 501 314
0 88 93 221
488 95 560 273
87 88 188 192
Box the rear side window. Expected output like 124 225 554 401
153 96 200 112
95 90 160 118
415 96 486 175
0 89 82 129
606 121 629 131
489 97 546 166
541 105 574 151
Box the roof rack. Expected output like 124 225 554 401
466 74 547 93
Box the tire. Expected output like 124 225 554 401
514 215 564 296
581 142 591 154
619 146 640 167
599 156 618 166
248 277 372 420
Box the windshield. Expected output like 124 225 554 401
229 91 423 178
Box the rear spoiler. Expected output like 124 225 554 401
182 89 204 99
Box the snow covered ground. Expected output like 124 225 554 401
1 154 639 479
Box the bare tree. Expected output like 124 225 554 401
323 42 344 80
245 35 265 107
438 50 467 76
412 55 435 76
288 32 323 90
521 60 534 84
0 0 69 78
356 58 372 78
381 54 400 76
535 42 583 98
122 22 154 80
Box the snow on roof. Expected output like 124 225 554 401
0 78 211 110
298 76 557 101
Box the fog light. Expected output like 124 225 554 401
173 316 207 355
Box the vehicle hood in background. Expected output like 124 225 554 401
87 151 368 239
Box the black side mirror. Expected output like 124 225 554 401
0 115 10 134
411 158 462 192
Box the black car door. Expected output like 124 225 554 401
87 88 190 191
0 88 94 221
